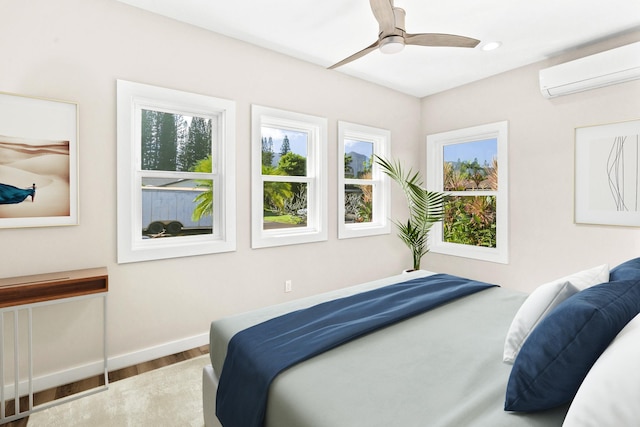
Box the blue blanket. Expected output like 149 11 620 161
215 274 497 427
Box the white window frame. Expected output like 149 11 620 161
338 121 391 239
251 105 327 248
116 80 236 263
426 121 509 264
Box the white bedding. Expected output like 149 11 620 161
204 271 568 427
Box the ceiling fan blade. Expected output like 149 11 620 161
405 33 480 48
328 40 380 69
370 0 396 35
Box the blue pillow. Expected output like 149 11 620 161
610 257 640 281
504 279 640 412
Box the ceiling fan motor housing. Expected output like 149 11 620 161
378 6 406 54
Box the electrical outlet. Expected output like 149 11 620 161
285 280 292 293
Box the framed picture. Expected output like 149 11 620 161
0 92 78 228
575 119 640 226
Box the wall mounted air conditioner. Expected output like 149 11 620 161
539 41 640 98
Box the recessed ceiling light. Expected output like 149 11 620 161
482 41 502 51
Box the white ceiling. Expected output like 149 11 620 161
117 0 640 98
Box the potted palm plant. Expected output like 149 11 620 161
374 155 445 271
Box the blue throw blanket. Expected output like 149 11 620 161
215 274 497 427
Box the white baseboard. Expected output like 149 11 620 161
3 333 209 400
109 332 209 371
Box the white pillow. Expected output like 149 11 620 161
563 313 640 427
558 264 609 291
502 264 609 364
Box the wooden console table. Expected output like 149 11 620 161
0 267 108 423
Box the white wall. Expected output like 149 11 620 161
0 0 420 383
421 31 640 292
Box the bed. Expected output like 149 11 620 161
203 258 640 427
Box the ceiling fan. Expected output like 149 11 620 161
328 0 480 69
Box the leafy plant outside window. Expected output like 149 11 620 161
443 157 498 247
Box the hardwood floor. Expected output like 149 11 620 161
3 345 209 426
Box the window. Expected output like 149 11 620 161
251 105 327 248
338 121 391 239
426 121 508 263
117 80 236 263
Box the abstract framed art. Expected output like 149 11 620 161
0 92 78 228
575 119 640 226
